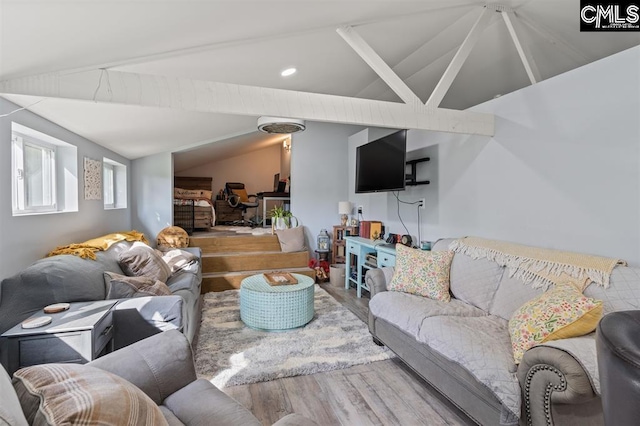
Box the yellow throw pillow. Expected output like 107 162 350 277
508 281 603 364
231 188 250 202
388 244 454 302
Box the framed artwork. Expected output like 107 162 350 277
84 157 102 200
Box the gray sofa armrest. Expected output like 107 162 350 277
88 329 196 405
112 295 183 349
366 267 394 298
517 345 599 426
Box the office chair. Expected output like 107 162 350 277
225 182 260 226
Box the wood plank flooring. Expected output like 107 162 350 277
219 283 477 426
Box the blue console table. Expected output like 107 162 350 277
344 237 397 298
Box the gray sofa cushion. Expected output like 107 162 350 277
369 291 486 338
0 254 123 334
449 253 503 311
417 315 520 421
585 266 640 314
489 274 544 321
159 406 184 426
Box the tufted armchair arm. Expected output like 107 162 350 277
517 345 602 426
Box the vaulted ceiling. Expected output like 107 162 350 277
1 0 638 167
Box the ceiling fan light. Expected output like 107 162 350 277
257 116 306 134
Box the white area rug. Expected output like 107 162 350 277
212 225 272 235
195 286 394 388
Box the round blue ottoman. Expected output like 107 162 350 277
240 273 315 331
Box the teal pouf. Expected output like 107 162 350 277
240 274 315 331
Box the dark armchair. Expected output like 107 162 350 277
596 310 640 425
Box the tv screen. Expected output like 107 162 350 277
356 129 407 193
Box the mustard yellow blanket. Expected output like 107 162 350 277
449 236 626 290
46 230 149 260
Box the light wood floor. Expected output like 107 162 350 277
219 284 477 426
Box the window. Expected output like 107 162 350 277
12 136 57 212
11 123 78 216
103 157 127 209
103 162 115 208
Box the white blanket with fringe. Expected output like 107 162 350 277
449 237 625 290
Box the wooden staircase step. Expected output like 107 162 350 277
202 268 316 293
202 251 309 273
190 234 281 254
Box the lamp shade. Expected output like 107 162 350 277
338 201 352 215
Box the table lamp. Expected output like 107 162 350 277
338 201 352 226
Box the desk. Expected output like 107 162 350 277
258 193 290 228
345 237 397 298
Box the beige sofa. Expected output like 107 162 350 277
366 238 640 426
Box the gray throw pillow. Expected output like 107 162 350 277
118 243 171 283
275 227 305 253
104 272 172 298
161 249 199 273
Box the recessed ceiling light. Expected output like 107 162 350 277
281 68 297 77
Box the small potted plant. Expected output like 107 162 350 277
269 205 298 232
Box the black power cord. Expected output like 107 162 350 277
393 191 423 247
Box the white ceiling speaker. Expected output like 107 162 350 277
257 116 306 134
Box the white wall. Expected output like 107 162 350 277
291 121 363 250
176 144 282 196
131 152 173 245
0 99 131 280
349 46 640 265
281 140 291 180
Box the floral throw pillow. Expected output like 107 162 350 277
388 244 454 302
509 281 603 364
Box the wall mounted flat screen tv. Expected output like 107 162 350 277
356 129 407 193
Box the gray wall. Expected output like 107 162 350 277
348 46 640 265
131 152 173 245
291 122 363 251
0 99 131 280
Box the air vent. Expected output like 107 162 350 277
257 117 306 134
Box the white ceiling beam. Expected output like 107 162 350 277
336 25 422 107
501 11 541 85
517 14 590 65
425 6 493 108
355 9 474 100
0 70 495 136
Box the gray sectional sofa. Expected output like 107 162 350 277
1 330 317 426
366 238 640 426
0 240 203 364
